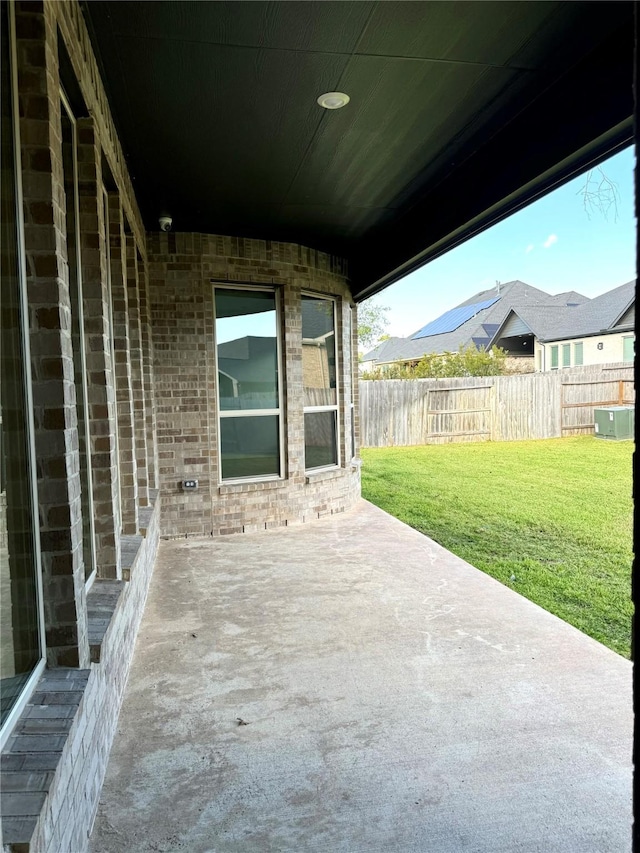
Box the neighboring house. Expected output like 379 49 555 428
490 280 635 371
360 280 589 371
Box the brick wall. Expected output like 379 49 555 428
3 2 363 849
16 0 89 669
1 497 161 853
148 233 361 538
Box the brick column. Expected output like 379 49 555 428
126 237 149 508
76 117 120 578
16 0 89 667
137 255 159 492
283 284 305 483
108 196 138 534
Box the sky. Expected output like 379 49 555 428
371 146 636 339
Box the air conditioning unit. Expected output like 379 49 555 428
593 406 635 441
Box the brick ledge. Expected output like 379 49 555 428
0 670 90 851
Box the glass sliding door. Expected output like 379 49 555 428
214 287 283 482
1 0 45 743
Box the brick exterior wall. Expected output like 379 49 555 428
1 498 161 853
15 0 89 670
2 0 362 849
148 233 361 538
107 196 138 536
76 118 120 580
3 2 161 849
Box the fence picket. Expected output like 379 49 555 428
359 365 634 447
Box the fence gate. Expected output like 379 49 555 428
425 384 493 443
560 378 634 435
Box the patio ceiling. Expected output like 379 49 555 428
82 1 634 300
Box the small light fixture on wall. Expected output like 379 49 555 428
317 92 350 110
597 342 604 350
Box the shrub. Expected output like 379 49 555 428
361 345 508 380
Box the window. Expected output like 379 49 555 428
623 336 634 362
573 342 583 366
550 345 559 369
347 304 355 460
61 92 96 584
214 287 282 481
562 343 571 368
302 295 339 470
1 0 45 745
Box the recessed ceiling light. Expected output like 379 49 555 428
317 92 350 110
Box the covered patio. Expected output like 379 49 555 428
1 2 634 849
90 501 631 852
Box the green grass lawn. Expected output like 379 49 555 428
361 436 634 657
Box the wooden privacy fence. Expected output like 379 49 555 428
359 365 634 447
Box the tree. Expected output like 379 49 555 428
578 166 620 222
357 299 390 351
361 345 509 379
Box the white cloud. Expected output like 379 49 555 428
543 234 558 249
525 244 534 254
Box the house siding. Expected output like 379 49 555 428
535 331 635 370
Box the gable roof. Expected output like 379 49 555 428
363 280 590 364
490 280 635 345
361 337 403 363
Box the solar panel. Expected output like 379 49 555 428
411 296 500 340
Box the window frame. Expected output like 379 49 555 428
561 343 571 368
347 304 356 461
550 345 559 369
623 335 634 363
213 283 285 485
573 341 584 366
302 292 341 473
0 0 46 750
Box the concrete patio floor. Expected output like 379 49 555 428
89 500 632 853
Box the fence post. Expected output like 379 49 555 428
490 380 498 441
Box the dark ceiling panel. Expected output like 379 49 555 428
351 19 634 298
357 1 557 67
82 1 634 297
284 55 520 211
103 36 350 224
274 203 395 245
87 1 374 53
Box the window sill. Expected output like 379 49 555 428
87 580 125 663
218 478 287 495
305 467 343 484
0 669 91 850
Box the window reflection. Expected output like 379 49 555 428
220 416 280 480
302 297 336 408
304 411 338 470
215 289 282 481
302 295 339 470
